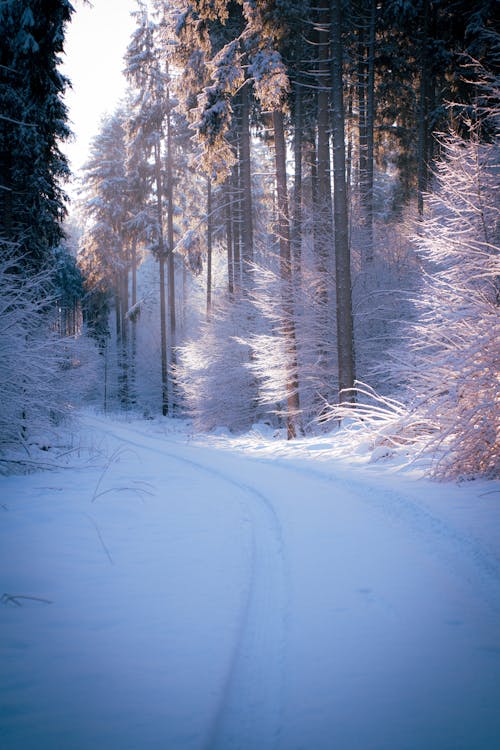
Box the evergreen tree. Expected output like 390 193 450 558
125 3 179 415
0 0 73 270
79 111 132 408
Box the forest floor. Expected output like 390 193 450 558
1 411 500 750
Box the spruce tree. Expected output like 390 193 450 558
0 0 73 271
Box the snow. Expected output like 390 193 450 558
1 412 500 750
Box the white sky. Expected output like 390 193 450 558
61 0 138 181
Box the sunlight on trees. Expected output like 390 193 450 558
1 1 497 479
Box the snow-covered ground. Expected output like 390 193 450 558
1 412 499 750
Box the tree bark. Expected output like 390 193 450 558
331 0 356 400
155 138 169 416
206 176 213 316
239 85 254 283
232 154 242 291
316 6 334 277
0 146 13 241
292 80 303 286
357 17 367 190
119 267 129 408
166 81 177 412
358 0 375 263
130 235 137 407
272 109 301 439
225 179 234 298
365 0 376 260
417 0 430 215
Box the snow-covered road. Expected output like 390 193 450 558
1 414 500 749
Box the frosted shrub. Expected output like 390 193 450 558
403 128 499 478
329 123 499 479
0 254 97 462
175 295 260 432
245 254 336 429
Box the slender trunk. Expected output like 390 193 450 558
155 138 168 416
0 146 13 241
239 85 254 282
166 81 177 412
346 84 353 197
357 19 367 191
206 177 213 316
115 290 121 341
310 133 322 266
358 0 375 263
225 180 234 298
114 288 122 406
308 136 318 255
159 255 168 415
232 157 242 291
417 0 429 215
292 79 303 286
120 268 129 409
103 343 108 414
315 9 333 401
331 0 356 400
130 236 137 407
316 6 334 267
182 262 187 330
273 109 301 439
365 0 376 260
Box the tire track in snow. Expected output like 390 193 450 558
232 453 500 612
83 416 289 750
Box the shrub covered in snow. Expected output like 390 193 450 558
325 101 499 480
175 295 260 432
0 253 98 465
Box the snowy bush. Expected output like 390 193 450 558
0 253 98 464
326 117 499 480
402 125 500 479
245 252 337 429
175 295 260 432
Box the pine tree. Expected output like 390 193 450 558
0 0 73 271
79 111 132 408
126 4 172 414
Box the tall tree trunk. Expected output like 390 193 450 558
358 0 375 263
357 17 367 191
314 9 334 402
346 84 353 197
331 0 356 400
292 79 303 286
232 154 242 291
114 287 123 407
417 0 429 215
166 81 177 412
225 180 234 298
365 0 376 261
273 109 301 439
0 146 13 241
119 268 129 409
129 236 137 408
206 176 213 316
155 138 169 416
239 85 254 283
308 136 319 254
316 7 334 274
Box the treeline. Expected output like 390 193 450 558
0 1 496 478
0 1 94 465
77 0 498 477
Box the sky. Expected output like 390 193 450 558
61 0 138 181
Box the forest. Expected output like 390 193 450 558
1 4 500 747
0 0 498 480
